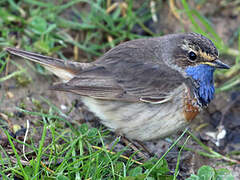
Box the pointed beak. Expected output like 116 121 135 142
202 59 230 69
214 59 230 69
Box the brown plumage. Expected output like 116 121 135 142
5 33 230 141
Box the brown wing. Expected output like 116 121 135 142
51 38 186 103
51 61 185 103
108 61 184 101
51 65 134 101
6 40 186 103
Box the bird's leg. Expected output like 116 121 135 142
135 140 154 157
121 137 150 160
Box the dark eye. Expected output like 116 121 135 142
188 51 197 61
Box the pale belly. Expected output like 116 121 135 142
81 85 191 141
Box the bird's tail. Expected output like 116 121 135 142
5 47 91 81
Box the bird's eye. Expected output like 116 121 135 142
188 51 197 61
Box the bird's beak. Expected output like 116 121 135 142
201 59 230 69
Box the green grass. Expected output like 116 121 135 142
0 0 155 58
0 0 238 179
1 99 177 179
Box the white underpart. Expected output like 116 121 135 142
81 84 189 141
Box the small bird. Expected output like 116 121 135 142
6 33 230 141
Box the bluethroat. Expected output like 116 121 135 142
6 33 230 141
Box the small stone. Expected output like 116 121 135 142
217 128 226 140
6 91 14 99
60 104 67 110
13 124 21 134
0 113 8 121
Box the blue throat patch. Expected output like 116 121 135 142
185 64 215 106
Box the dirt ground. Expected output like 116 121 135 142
1 0 240 179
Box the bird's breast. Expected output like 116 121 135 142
81 84 198 141
183 87 200 122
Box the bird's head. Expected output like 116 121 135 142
171 33 230 106
172 32 230 71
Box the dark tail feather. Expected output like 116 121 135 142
5 47 92 81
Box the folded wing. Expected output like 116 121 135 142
51 61 185 103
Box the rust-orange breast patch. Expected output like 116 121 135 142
183 88 200 122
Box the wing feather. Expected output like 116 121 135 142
51 38 186 103
51 62 184 103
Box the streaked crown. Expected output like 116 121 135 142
174 33 219 69
171 33 229 107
